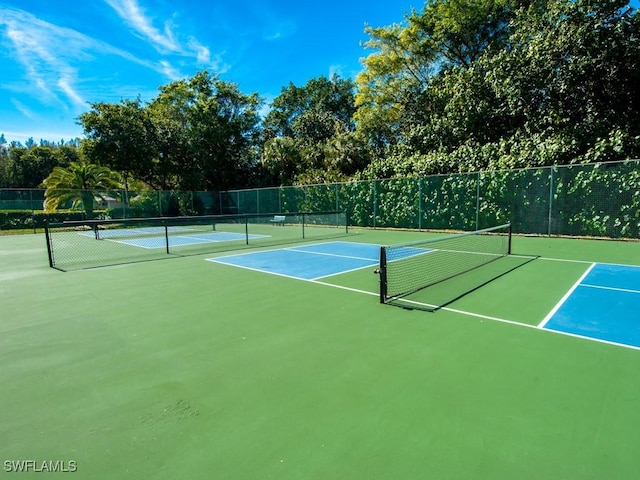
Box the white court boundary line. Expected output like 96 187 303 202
581 283 640 295
207 244 640 351
312 275 640 351
285 247 376 263
206 240 380 281
537 262 596 329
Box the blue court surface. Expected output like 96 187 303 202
208 243 640 350
207 241 381 280
121 232 268 249
79 226 191 238
541 263 640 349
81 227 268 248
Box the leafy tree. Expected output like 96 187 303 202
261 75 368 183
355 0 517 153
0 142 8 187
5 145 79 188
148 71 263 191
261 136 301 185
484 0 640 140
356 0 640 178
79 99 162 189
79 71 263 192
42 162 121 217
263 75 357 139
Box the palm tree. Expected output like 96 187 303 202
42 162 122 218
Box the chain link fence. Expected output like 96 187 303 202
2 160 639 239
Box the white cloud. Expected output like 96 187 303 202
188 37 210 64
57 77 86 107
159 60 182 81
0 6 180 106
105 0 221 76
10 99 37 120
262 19 296 41
1 9 84 109
105 0 180 52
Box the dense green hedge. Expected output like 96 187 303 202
0 210 108 231
238 161 640 238
3 161 639 238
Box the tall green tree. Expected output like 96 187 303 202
148 71 263 191
5 145 79 188
263 75 357 140
357 0 640 178
484 0 640 140
42 162 121 217
355 0 518 153
0 141 9 188
261 136 301 185
79 71 263 192
79 99 162 189
261 75 368 184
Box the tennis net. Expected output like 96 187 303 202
44 211 348 270
379 223 512 303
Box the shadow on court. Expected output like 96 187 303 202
386 255 539 312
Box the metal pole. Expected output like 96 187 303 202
164 222 170 254
548 167 554 237
379 247 387 304
44 220 55 268
373 181 377 229
418 178 422 230
476 172 480 230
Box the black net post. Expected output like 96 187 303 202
44 220 55 269
379 246 388 304
164 222 169 254
382 223 512 301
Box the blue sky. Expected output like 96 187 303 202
0 0 418 144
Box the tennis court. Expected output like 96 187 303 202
207 241 382 280
208 239 640 350
2 228 640 479
98 229 268 249
541 263 640 348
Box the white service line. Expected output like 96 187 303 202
581 283 640 295
538 262 597 329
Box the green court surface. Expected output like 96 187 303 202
2 230 640 479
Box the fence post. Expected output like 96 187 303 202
418 178 422 230
372 181 377 229
476 172 481 231
548 167 554 237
